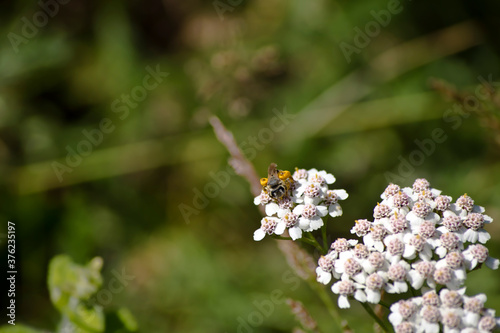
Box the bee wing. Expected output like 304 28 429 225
267 163 278 178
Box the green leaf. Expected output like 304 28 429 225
116 308 138 332
48 255 105 333
0 324 45 333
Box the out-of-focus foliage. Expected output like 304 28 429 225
48 255 105 333
0 255 136 333
1 0 500 332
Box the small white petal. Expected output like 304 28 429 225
289 227 303 240
329 203 343 217
435 247 447 258
388 312 403 326
366 289 381 304
354 290 367 303
423 322 440 333
323 173 336 184
463 229 479 243
275 221 286 235
265 202 279 216
426 212 440 223
393 281 408 294
316 205 328 217
374 241 385 253
477 230 491 244
419 246 433 261
486 256 499 270
403 245 416 259
253 229 266 241
293 205 305 215
337 295 351 309
298 217 310 230
316 267 332 285
309 216 324 230
408 270 424 289
334 189 348 200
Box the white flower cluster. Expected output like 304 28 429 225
253 168 348 241
315 179 499 313
389 288 500 333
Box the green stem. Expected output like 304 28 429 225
409 286 417 297
359 302 390 333
272 235 293 241
321 226 328 254
378 300 391 309
308 281 346 331
305 233 324 253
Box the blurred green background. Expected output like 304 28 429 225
1 0 500 332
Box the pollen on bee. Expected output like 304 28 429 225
278 170 291 180
260 178 268 186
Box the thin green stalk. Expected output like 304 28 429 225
409 286 417 297
321 226 328 254
305 233 324 253
308 280 346 331
359 302 390 333
378 300 391 309
272 235 293 241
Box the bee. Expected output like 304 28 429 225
260 163 294 200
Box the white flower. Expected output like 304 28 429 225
324 189 348 217
383 234 410 264
388 299 420 327
403 233 435 261
306 168 336 185
316 253 338 285
435 232 463 258
277 209 303 240
463 293 487 327
419 305 441 333
253 217 285 241
381 183 401 200
385 261 410 294
408 260 436 290
334 250 367 284
389 289 500 333
450 194 484 217
364 251 390 274
432 265 463 290
462 244 499 270
365 272 387 304
462 213 492 244
437 210 466 242
253 190 271 206
440 308 463 333
406 200 440 229
293 203 328 232
363 222 388 252
331 278 365 308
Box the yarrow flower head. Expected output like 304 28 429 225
313 178 498 311
251 168 499 329
388 289 500 332
253 164 348 241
